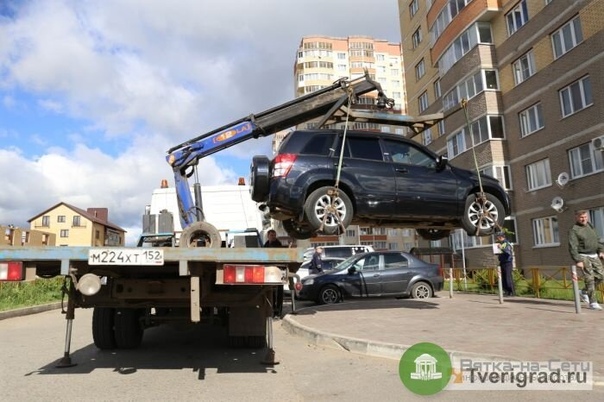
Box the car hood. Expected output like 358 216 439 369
449 165 498 184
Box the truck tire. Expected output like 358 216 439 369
92 307 116 350
180 221 222 248
114 308 144 349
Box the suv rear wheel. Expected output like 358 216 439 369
462 193 505 236
304 187 353 235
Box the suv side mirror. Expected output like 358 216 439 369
347 266 357 275
436 155 448 171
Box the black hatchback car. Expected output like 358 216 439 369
297 250 443 304
251 129 511 240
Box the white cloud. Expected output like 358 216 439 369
0 0 401 245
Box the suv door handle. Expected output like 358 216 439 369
395 168 408 173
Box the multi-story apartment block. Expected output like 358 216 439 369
400 0 604 270
282 35 417 251
29 203 126 247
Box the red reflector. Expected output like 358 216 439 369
295 282 303 291
252 266 264 283
0 262 24 281
223 265 236 283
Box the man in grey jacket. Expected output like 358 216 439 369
568 210 604 310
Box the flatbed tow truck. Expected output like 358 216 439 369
0 72 442 366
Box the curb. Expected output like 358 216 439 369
281 314 604 386
0 302 62 321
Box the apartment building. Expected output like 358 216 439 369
400 0 604 270
29 203 126 247
283 35 416 251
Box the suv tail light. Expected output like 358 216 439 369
273 154 297 177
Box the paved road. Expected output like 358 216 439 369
2 292 603 400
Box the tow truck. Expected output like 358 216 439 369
0 72 442 366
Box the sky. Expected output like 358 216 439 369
0 0 402 245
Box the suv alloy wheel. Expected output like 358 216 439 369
303 186 353 235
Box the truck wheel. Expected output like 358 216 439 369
92 307 116 350
462 193 505 236
283 219 314 240
114 308 144 349
304 187 352 235
180 221 222 248
250 156 270 202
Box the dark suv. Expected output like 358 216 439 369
250 129 511 240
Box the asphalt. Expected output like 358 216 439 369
3 293 603 384
281 292 604 383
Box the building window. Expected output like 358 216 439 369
422 128 432 145
60 229 69 238
438 120 445 137
526 159 551 190
559 75 592 117
481 165 512 190
418 91 429 112
552 16 583 59
73 216 81 227
41 215 50 227
589 207 604 240
532 216 559 247
447 129 468 158
95 230 100 240
506 0 529 36
471 116 504 145
512 50 536 85
409 0 418 17
433 79 441 98
415 59 425 80
568 142 604 178
57 215 66 223
519 103 544 137
443 70 498 112
412 28 422 48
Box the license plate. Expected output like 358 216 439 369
88 249 164 265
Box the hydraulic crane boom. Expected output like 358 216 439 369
165 71 443 247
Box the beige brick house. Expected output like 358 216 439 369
28 203 126 247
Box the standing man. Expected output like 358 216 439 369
263 229 283 248
309 246 324 275
569 210 604 310
496 232 515 297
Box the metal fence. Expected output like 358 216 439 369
443 266 604 303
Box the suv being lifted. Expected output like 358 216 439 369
251 129 511 241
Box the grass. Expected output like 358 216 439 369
0 277 64 312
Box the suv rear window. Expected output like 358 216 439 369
279 131 334 156
338 136 383 161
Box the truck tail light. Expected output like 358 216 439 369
0 262 24 281
219 264 283 284
273 153 296 177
